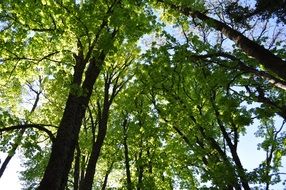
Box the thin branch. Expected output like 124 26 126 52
3 50 61 63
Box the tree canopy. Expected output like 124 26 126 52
0 0 286 189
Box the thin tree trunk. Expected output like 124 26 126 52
79 76 112 190
122 118 132 190
101 161 114 190
0 87 41 178
210 96 250 190
78 118 109 190
136 138 144 190
74 144 81 190
0 129 25 178
153 95 240 189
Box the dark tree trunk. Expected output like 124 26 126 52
122 118 132 190
73 144 81 190
136 139 144 190
217 121 250 190
210 96 250 190
163 2 286 81
79 76 112 190
78 120 108 190
0 129 25 178
101 161 114 190
0 88 40 178
38 52 106 190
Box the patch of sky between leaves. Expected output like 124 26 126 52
137 8 186 55
235 86 286 188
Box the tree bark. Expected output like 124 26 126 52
38 52 106 190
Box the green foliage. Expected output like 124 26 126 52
0 0 286 189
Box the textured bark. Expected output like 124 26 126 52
38 52 105 190
195 11 286 81
162 2 286 81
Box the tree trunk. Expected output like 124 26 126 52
101 161 114 190
136 138 144 190
210 96 250 190
0 129 24 178
0 88 40 178
38 52 106 190
163 2 286 81
122 118 132 190
78 121 108 190
79 78 112 190
73 144 81 190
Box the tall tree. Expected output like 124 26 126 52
156 0 286 81
1 0 286 189
0 0 153 189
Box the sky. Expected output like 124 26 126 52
238 118 286 189
0 153 22 189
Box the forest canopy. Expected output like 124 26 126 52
0 0 286 189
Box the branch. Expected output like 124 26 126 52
188 52 286 90
3 50 61 63
158 0 286 84
0 124 56 142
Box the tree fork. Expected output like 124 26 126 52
38 52 106 190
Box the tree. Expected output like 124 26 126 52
226 0 286 24
1 0 153 189
156 0 286 82
1 0 286 189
